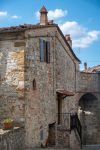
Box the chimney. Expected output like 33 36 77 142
84 62 87 70
65 34 72 48
48 20 54 25
40 6 48 25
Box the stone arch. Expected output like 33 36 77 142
78 93 99 145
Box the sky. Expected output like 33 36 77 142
0 0 100 70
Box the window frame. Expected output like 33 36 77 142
40 38 50 63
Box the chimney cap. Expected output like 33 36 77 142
48 20 54 25
40 6 48 13
65 34 71 41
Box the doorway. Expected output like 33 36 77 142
58 96 62 124
78 93 98 145
48 123 56 147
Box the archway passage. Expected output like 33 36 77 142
78 93 99 145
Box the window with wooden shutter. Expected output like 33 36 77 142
40 39 50 63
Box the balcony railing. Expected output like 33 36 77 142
70 113 82 148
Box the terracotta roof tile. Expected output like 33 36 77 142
56 89 74 98
82 65 100 73
0 24 55 32
0 23 80 63
40 6 48 13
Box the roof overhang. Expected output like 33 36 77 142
56 89 74 99
56 25 81 63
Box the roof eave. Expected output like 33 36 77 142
56 25 81 63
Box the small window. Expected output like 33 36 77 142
40 39 50 63
33 79 36 90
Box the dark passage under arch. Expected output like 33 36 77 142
78 93 99 145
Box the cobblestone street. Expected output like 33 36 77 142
25 145 100 150
25 148 69 150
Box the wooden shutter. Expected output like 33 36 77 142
40 39 44 62
44 40 46 62
46 41 50 63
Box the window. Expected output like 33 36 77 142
40 39 50 63
32 79 36 90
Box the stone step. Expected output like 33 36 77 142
83 145 100 150
25 145 100 150
25 149 70 150
25 148 68 150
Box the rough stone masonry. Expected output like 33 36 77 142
0 6 100 149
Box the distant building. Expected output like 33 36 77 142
0 6 100 149
83 64 100 73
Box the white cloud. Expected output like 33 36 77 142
36 9 68 20
60 21 86 38
73 31 100 48
0 11 21 20
48 9 68 20
59 21 100 48
36 8 100 48
36 11 39 19
0 11 7 17
11 15 21 19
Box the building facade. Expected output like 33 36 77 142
0 6 100 149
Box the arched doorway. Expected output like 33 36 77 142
78 93 98 145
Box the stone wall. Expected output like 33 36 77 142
0 32 25 122
0 127 25 150
55 32 76 92
0 25 100 148
76 72 100 145
52 29 80 148
0 25 80 148
55 32 79 114
24 26 80 147
77 72 99 92
24 27 57 147
56 125 70 148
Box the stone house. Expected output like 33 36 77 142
0 6 100 149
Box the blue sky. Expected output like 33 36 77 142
0 0 100 70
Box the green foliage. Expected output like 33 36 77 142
3 118 13 123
